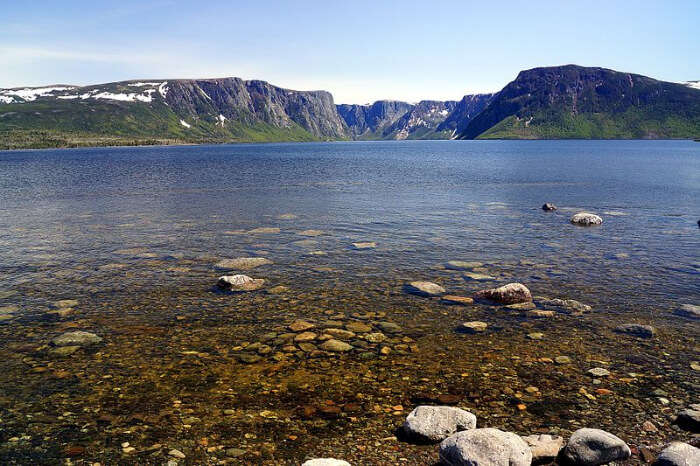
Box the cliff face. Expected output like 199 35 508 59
336 101 414 138
437 94 494 136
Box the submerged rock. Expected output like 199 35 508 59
405 281 446 297
587 367 610 377
351 242 376 250
614 323 656 338
51 331 103 347
571 212 603 226
52 299 79 308
473 283 532 304
675 304 700 319
464 272 496 281
523 434 564 464
403 406 477 443
653 442 700 466
461 321 488 333
247 227 280 234
446 261 484 270
302 459 351 466
560 428 630 466
319 339 353 352
542 203 557 211
441 295 474 305
535 297 592 314
289 320 315 332
217 274 265 291
214 257 272 271
439 428 532 466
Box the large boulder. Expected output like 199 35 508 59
571 212 603 226
653 442 700 466
405 281 446 297
675 304 700 319
403 406 477 443
51 331 103 347
214 257 272 271
473 283 532 305
560 428 631 466
302 459 351 466
523 434 564 464
217 274 265 291
614 324 656 338
440 428 532 466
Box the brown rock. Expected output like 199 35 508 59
473 283 532 304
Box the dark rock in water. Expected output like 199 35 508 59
405 281 446 297
652 442 700 466
570 212 603 226
217 274 265 291
473 283 532 304
542 203 557 211
614 324 656 338
675 404 700 432
439 428 532 466
402 406 476 443
675 304 700 319
523 434 564 464
560 428 630 466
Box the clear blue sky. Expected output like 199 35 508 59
1 0 698 103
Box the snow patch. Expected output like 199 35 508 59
684 81 700 90
0 96 15 104
159 82 169 98
0 86 75 102
217 114 227 126
92 91 154 103
439 109 449 116
180 119 191 128
128 82 164 87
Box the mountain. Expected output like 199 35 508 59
0 78 348 149
336 100 413 139
457 65 700 139
436 93 494 136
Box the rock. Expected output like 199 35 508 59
217 274 265 291
542 203 557 211
560 428 630 466
439 428 532 466
214 257 272 271
53 299 78 308
168 448 186 459
319 339 353 352
289 320 315 332
527 332 544 340
50 345 81 356
237 353 263 363
523 434 564 464
571 212 603 226
441 295 474 305
535 297 592 314
587 367 610 377
473 283 532 305
675 304 700 319
614 324 656 338
294 332 317 342
376 321 402 334
403 406 477 443
555 356 572 365
298 229 323 236
506 301 536 311
461 321 488 333
405 281 446 297
527 310 556 318
302 459 351 466
464 272 497 281
653 442 700 466
277 213 297 220
675 406 700 432
364 332 386 343
324 328 355 340
247 227 280 234
267 285 289 294
345 322 372 333
446 261 484 270
351 242 376 250
51 331 102 347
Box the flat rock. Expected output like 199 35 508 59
364 332 386 343
561 428 631 466
527 332 544 340
298 229 324 236
441 295 474 305
406 281 446 297
324 328 355 340
535 297 592 314
527 310 556 318
614 323 656 338
446 261 484 270
294 332 317 342
464 272 496 281
51 331 103 347
376 321 402 334
289 320 315 332
523 434 564 464
302 459 351 466
555 356 572 365
505 301 536 311
571 212 603 226
675 304 700 319
587 367 610 377
439 428 532 466
345 322 372 333
320 339 353 352
53 299 78 308
653 442 700 466
403 406 477 443
473 283 532 305
217 274 265 291
247 227 280 234
214 257 272 271
461 321 488 333
351 242 376 250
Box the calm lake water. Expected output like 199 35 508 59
0 140 698 464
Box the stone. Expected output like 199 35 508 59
441 295 474 305
439 428 532 466
675 407 700 432
376 321 402 334
364 332 386 343
345 322 372 333
535 297 592 314
473 283 532 305
527 309 556 318
561 428 631 466
237 354 262 364
49 345 81 356
653 442 700 466
463 272 497 281
289 320 315 332
319 339 353 352
301 459 351 466
53 299 78 308
324 328 355 340
267 285 289 294
351 242 376 250
214 257 272 271
555 356 572 365
217 274 265 291
461 321 488 333
405 281 446 297
168 448 186 459
571 212 603 226
247 227 280 234
587 367 610 377
294 332 317 342
403 406 477 443
51 331 102 347
675 304 700 319
542 203 557 211
505 301 536 311
446 261 484 270
523 434 564 464
298 229 324 236
527 332 544 340
614 324 656 338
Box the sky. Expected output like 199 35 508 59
1 1 699 104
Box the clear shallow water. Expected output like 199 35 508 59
0 140 698 464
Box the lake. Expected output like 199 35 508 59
0 140 698 464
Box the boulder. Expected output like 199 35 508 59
319 339 353 352
302 459 351 466
535 297 591 314
214 257 272 271
560 428 630 466
473 283 532 305
461 321 488 333
614 324 656 338
653 442 700 466
675 304 700 319
439 428 532 466
675 405 700 432
571 212 603 226
405 281 446 297
51 331 103 347
403 406 476 443
217 274 265 291
523 434 564 464
542 203 557 211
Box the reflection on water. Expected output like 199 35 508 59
0 140 698 464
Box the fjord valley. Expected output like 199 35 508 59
1 65 699 150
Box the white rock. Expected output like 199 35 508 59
403 406 477 443
406 281 446 297
523 434 564 463
217 274 265 291
439 428 532 466
561 428 630 466
302 459 351 466
571 212 603 226
653 442 700 466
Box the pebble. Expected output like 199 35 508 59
473 283 532 305
294 332 317 342
555 356 572 365
527 332 544 340
168 448 186 459
351 242 376 250
345 322 372 333
542 203 557 211
51 331 103 347
217 274 265 291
